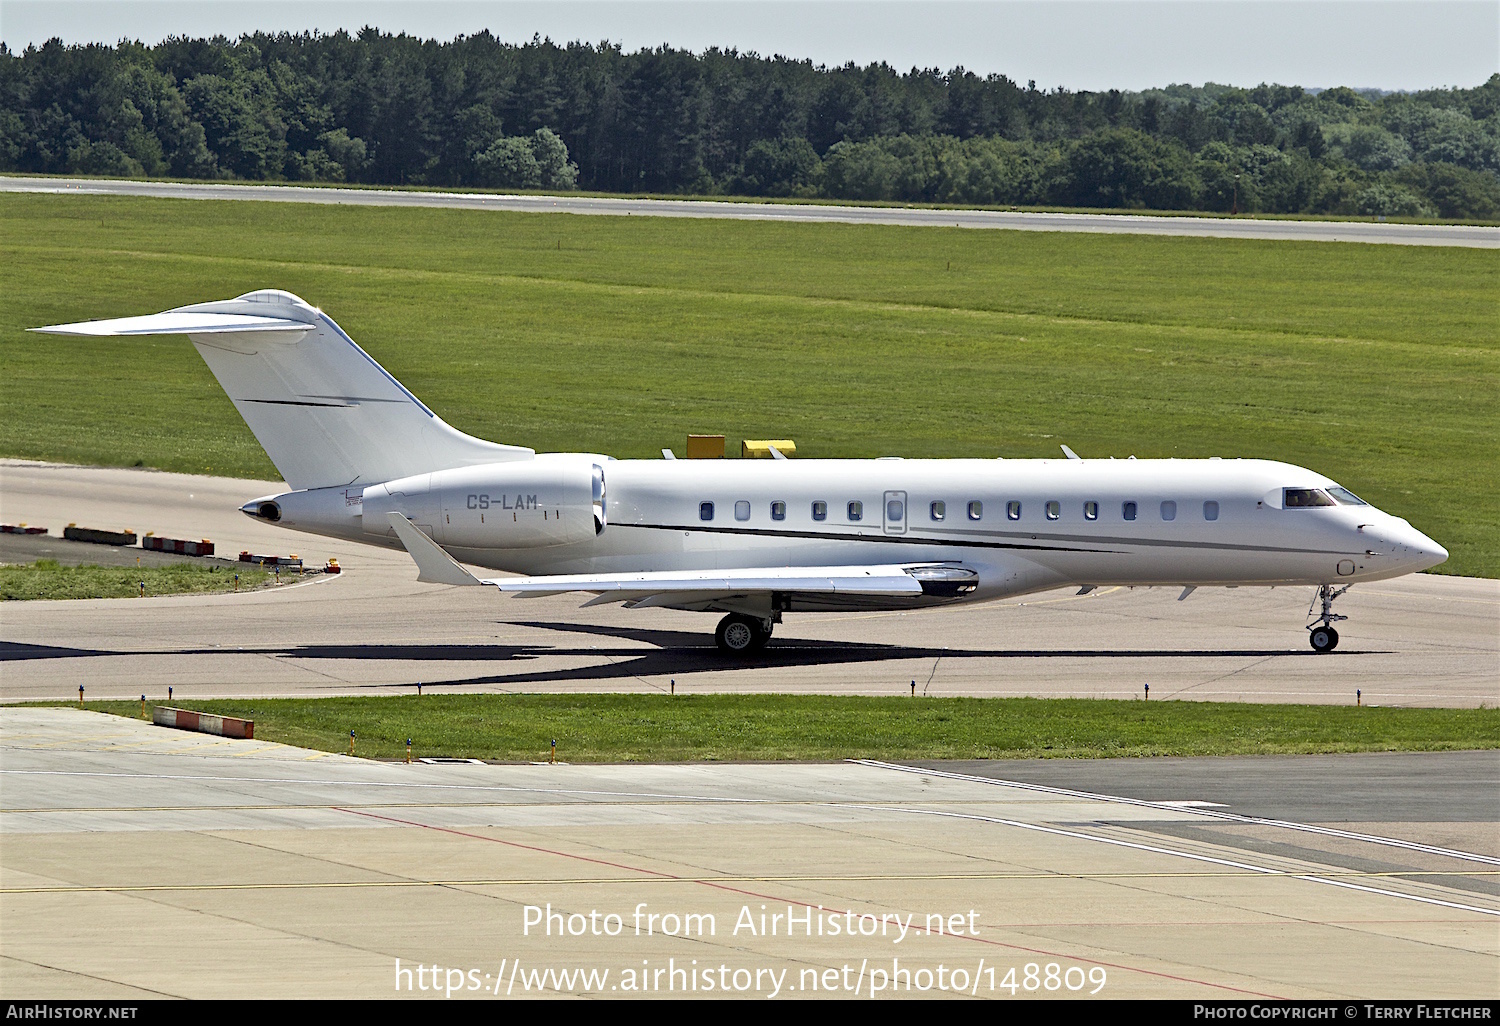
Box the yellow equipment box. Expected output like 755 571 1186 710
741 439 796 458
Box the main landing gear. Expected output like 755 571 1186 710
1306 584 1349 653
715 613 774 654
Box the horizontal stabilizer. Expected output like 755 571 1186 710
387 513 482 587
31 311 311 337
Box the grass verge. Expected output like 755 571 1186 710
75 695 1500 762
0 559 269 600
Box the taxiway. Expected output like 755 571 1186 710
3 176 1495 248
2 460 1496 707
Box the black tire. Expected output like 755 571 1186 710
1309 625 1339 653
715 614 758 654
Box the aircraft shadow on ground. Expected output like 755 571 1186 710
1 625 1383 692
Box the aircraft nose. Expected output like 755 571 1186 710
1382 521 1447 571
1416 534 1449 570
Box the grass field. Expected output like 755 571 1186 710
0 559 268 600
76 694 1500 762
1 193 1494 575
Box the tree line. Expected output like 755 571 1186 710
3 30 1497 218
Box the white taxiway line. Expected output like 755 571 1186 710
841 801 1500 918
854 759 1500 866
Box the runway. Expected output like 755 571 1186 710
1 707 1493 999
3 460 1496 707
4 175 1496 248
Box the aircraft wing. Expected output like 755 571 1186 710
488 565 927 599
385 512 952 602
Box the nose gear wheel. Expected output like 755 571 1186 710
1306 584 1349 653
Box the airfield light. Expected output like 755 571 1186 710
78 685 84 706
168 686 173 702
1357 689 1362 707
1144 682 1150 701
140 695 146 719
550 739 557 764
670 679 675 695
406 738 413 764
349 730 355 756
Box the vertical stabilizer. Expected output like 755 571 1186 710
33 290 533 489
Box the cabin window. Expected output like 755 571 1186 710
1084 501 1098 520
886 499 904 522
1161 500 1177 521
699 501 714 521
1006 501 1021 521
734 500 751 521
968 501 983 521
812 501 827 521
1045 500 1061 520
1285 488 1336 508
1327 486 1368 506
1203 500 1219 521
771 501 786 521
1123 501 1138 521
848 500 864 521
930 500 946 521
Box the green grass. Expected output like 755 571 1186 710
1 192 1495 574
0 559 269 600
74 694 1500 762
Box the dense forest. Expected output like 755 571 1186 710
3 30 1498 218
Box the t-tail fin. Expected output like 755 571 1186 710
33 290 532 489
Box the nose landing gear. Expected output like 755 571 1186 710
715 613 773 654
1306 584 1349 652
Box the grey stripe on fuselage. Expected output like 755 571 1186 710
620 521 1357 558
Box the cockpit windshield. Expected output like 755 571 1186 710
1326 486 1368 505
1284 488 1336 508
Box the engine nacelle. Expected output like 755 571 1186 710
362 458 603 550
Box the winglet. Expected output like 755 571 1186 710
386 512 481 586
1061 444 1082 460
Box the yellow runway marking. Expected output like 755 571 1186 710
20 734 136 749
1357 589 1498 606
4 870 1496 895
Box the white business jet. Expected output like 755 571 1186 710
36 290 1447 654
